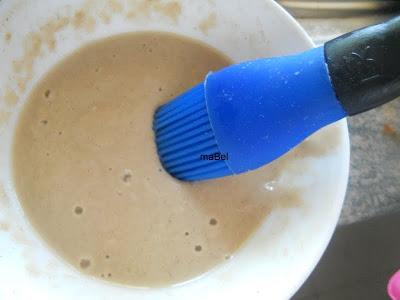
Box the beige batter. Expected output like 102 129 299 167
13 32 304 287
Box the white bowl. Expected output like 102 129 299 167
0 0 350 299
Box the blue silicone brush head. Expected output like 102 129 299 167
153 84 233 181
153 47 347 182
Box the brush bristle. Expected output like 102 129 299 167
153 83 232 181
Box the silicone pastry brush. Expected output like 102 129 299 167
153 16 400 181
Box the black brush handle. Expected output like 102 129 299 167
325 16 400 116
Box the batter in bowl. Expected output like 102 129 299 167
13 32 304 286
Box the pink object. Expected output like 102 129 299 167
388 270 400 300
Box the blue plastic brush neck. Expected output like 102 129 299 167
205 46 347 174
